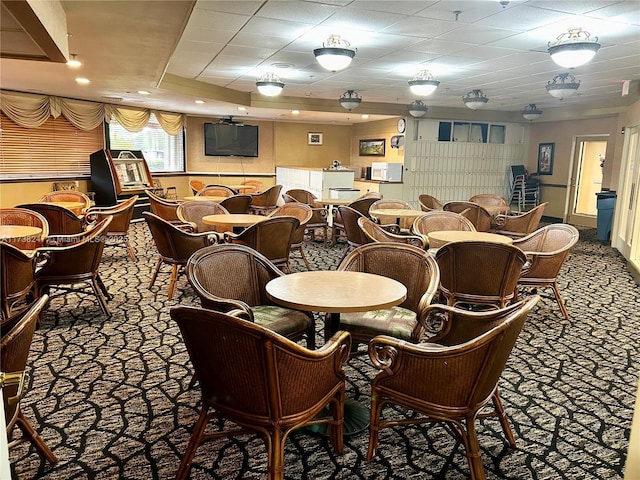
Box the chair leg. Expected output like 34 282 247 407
167 264 179 299
125 239 137 262
91 278 112 317
464 417 486 480
366 392 383 462
551 282 569 320
327 391 344 454
267 429 285 480
492 389 516 448
148 258 162 290
176 405 212 480
14 408 58 464
299 247 312 270
96 273 113 300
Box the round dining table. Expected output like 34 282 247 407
184 195 229 203
202 213 267 228
369 208 424 225
426 230 513 249
0 225 43 241
42 201 86 215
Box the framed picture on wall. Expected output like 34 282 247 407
537 142 554 175
308 132 323 145
359 138 385 156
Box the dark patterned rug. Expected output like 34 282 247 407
8 222 640 479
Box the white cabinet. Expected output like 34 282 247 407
276 167 355 199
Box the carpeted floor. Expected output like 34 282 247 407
8 221 640 479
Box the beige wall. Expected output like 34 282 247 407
350 118 405 172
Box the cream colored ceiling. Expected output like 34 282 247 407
1 0 639 125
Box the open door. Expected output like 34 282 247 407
566 136 608 227
613 125 640 263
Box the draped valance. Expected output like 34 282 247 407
0 90 185 135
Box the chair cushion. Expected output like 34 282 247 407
252 305 312 336
338 307 417 340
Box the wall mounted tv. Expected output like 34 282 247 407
204 122 259 157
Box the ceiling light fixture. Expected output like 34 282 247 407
338 90 362 110
138 90 150 95
548 28 600 68
66 54 81 67
546 73 580 100
314 35 356 72
75 77 90 85
408 70 440 96
462 89 489 109
408 99 428 118
521 104 543 120
194 100 205 104
256 72 284 96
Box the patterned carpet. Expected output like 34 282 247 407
8 221 640 479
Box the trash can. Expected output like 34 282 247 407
595 190 616 241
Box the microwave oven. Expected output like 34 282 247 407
370 162 403 182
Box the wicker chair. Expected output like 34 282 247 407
357 217 426 249
39 190 91 214
417 194 443 212
335 206 373 263
84 195 139 261
513 223 579 319
34 217 113 315
169 306 350 480
411 211 476 248
269 203 313 269
284 189 329 247
493 202 548 238
369 199 414 230
16 202 84 235
468 194 509 208
224 216 299 273
435 241 527 309
332 195 381 245
241 179 264 193
176 200 229 234
145 189 183 224
249 184 283 215
186 243 316 348
197 184 235 197
1 241 41 327
189 179 206 195
333 243 440 351
143 212 215 300
366 295 539 480
2 295 58 465
220 194 252 213
0 208 49 250
443 201 493 232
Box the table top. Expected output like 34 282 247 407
266 270 407 314
202 213 268 227
427 230 513 249
316 198 355 206
229 184 256 191
184 195 229 203
42 201 85 209
481 205 510 215
0 225 43 240
369 208 424 218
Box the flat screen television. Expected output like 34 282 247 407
204 122 259 157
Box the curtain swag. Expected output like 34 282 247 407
0 90 185 135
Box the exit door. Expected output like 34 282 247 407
567 136 608 227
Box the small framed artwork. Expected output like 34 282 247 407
537 142 555 175
308 132 323 145
359 138 385 156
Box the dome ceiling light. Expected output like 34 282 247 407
314 35 356 72
548 28 600 69
546 73 580 100
408 70 440 96
256 72 284 96
462 89 489 110
338 90 362 110
521 104 543 120
408 100 428 118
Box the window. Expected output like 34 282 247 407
107 114 185 172
438 121 505 144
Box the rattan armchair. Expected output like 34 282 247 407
219 194 252 213
0 208 49 250
1 242 40 326
143 212 215 300
417 194 443 212
358 217 426 249
468 193 509 208
249 184 283 215
197 184 235 197
176 200 228 234
17 202 85 235
366 296 538 480
170 306 350 480
2 295 58 465
145 189 183 224
186 243 316 348
84 195 138 261
189 179 205 195
369 199 414 230
493 202 548 238
435 241 527 309
332 195 380 245
411 211 476 248
333 243 440 351
39 190 91 214
284 189 329 246
443 201 493 232
34 217 113 316
224 216 299 273
241 179 264 192
513 223 579 319
335 205 373 263
269 203 313 269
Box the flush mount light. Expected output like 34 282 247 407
408 99 428 118
75 77 90 84
291 110 300 115
314 35 356 72
548 28 600 68
194 100 205 104
462 89 489 109
338 90 362 110
66 54 81 67
138 90 150 95
256 72 284 96
546 73 580 100
521 104 543 120
408 70 440 96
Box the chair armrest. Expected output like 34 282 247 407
199 296 254 321
380 224 401 235
368 336 447 373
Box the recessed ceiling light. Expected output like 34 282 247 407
138 90 150 95
361 114 369 119
67 54 81 67
195 99 205 104
238 106 247 111
75 77 90 84
291 110 300 115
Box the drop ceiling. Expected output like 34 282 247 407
1 0 639 125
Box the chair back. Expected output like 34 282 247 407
39 191 91 210
468 194 509 208
412 211 476 238
220 194 252 214
226 216 299 268
177 201 229 233
145 189 182 223
514 224 579 279
357 217 426 248
339 243 440 321
84 195 138 236
494 202 548 237
0 208 49 249
198 185 235 197
418 194 443 211
336 206 372 249
16 203 84 235
443 201 492 232
241 180 264 193
250 185 283 214
435 241 527 308
269 203 312 246
369 199 413 229
285 189 317 204
1 242 38 323
143 212 210 262
189 179 206 195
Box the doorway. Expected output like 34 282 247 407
567 136 608 227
